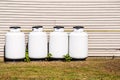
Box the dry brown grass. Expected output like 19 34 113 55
0 58 120 80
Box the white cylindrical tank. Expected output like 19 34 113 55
28 26 47 59
69 26 88 59
49 26 68 58
5 27 25 59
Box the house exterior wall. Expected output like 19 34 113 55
0 0 120 56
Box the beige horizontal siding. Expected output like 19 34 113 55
0 0 120 56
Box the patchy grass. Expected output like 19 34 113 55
0 58 120 80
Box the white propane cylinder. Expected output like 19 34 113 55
5 27 25 59
28 26 47 59
69 26 88 59
49 26 68 58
